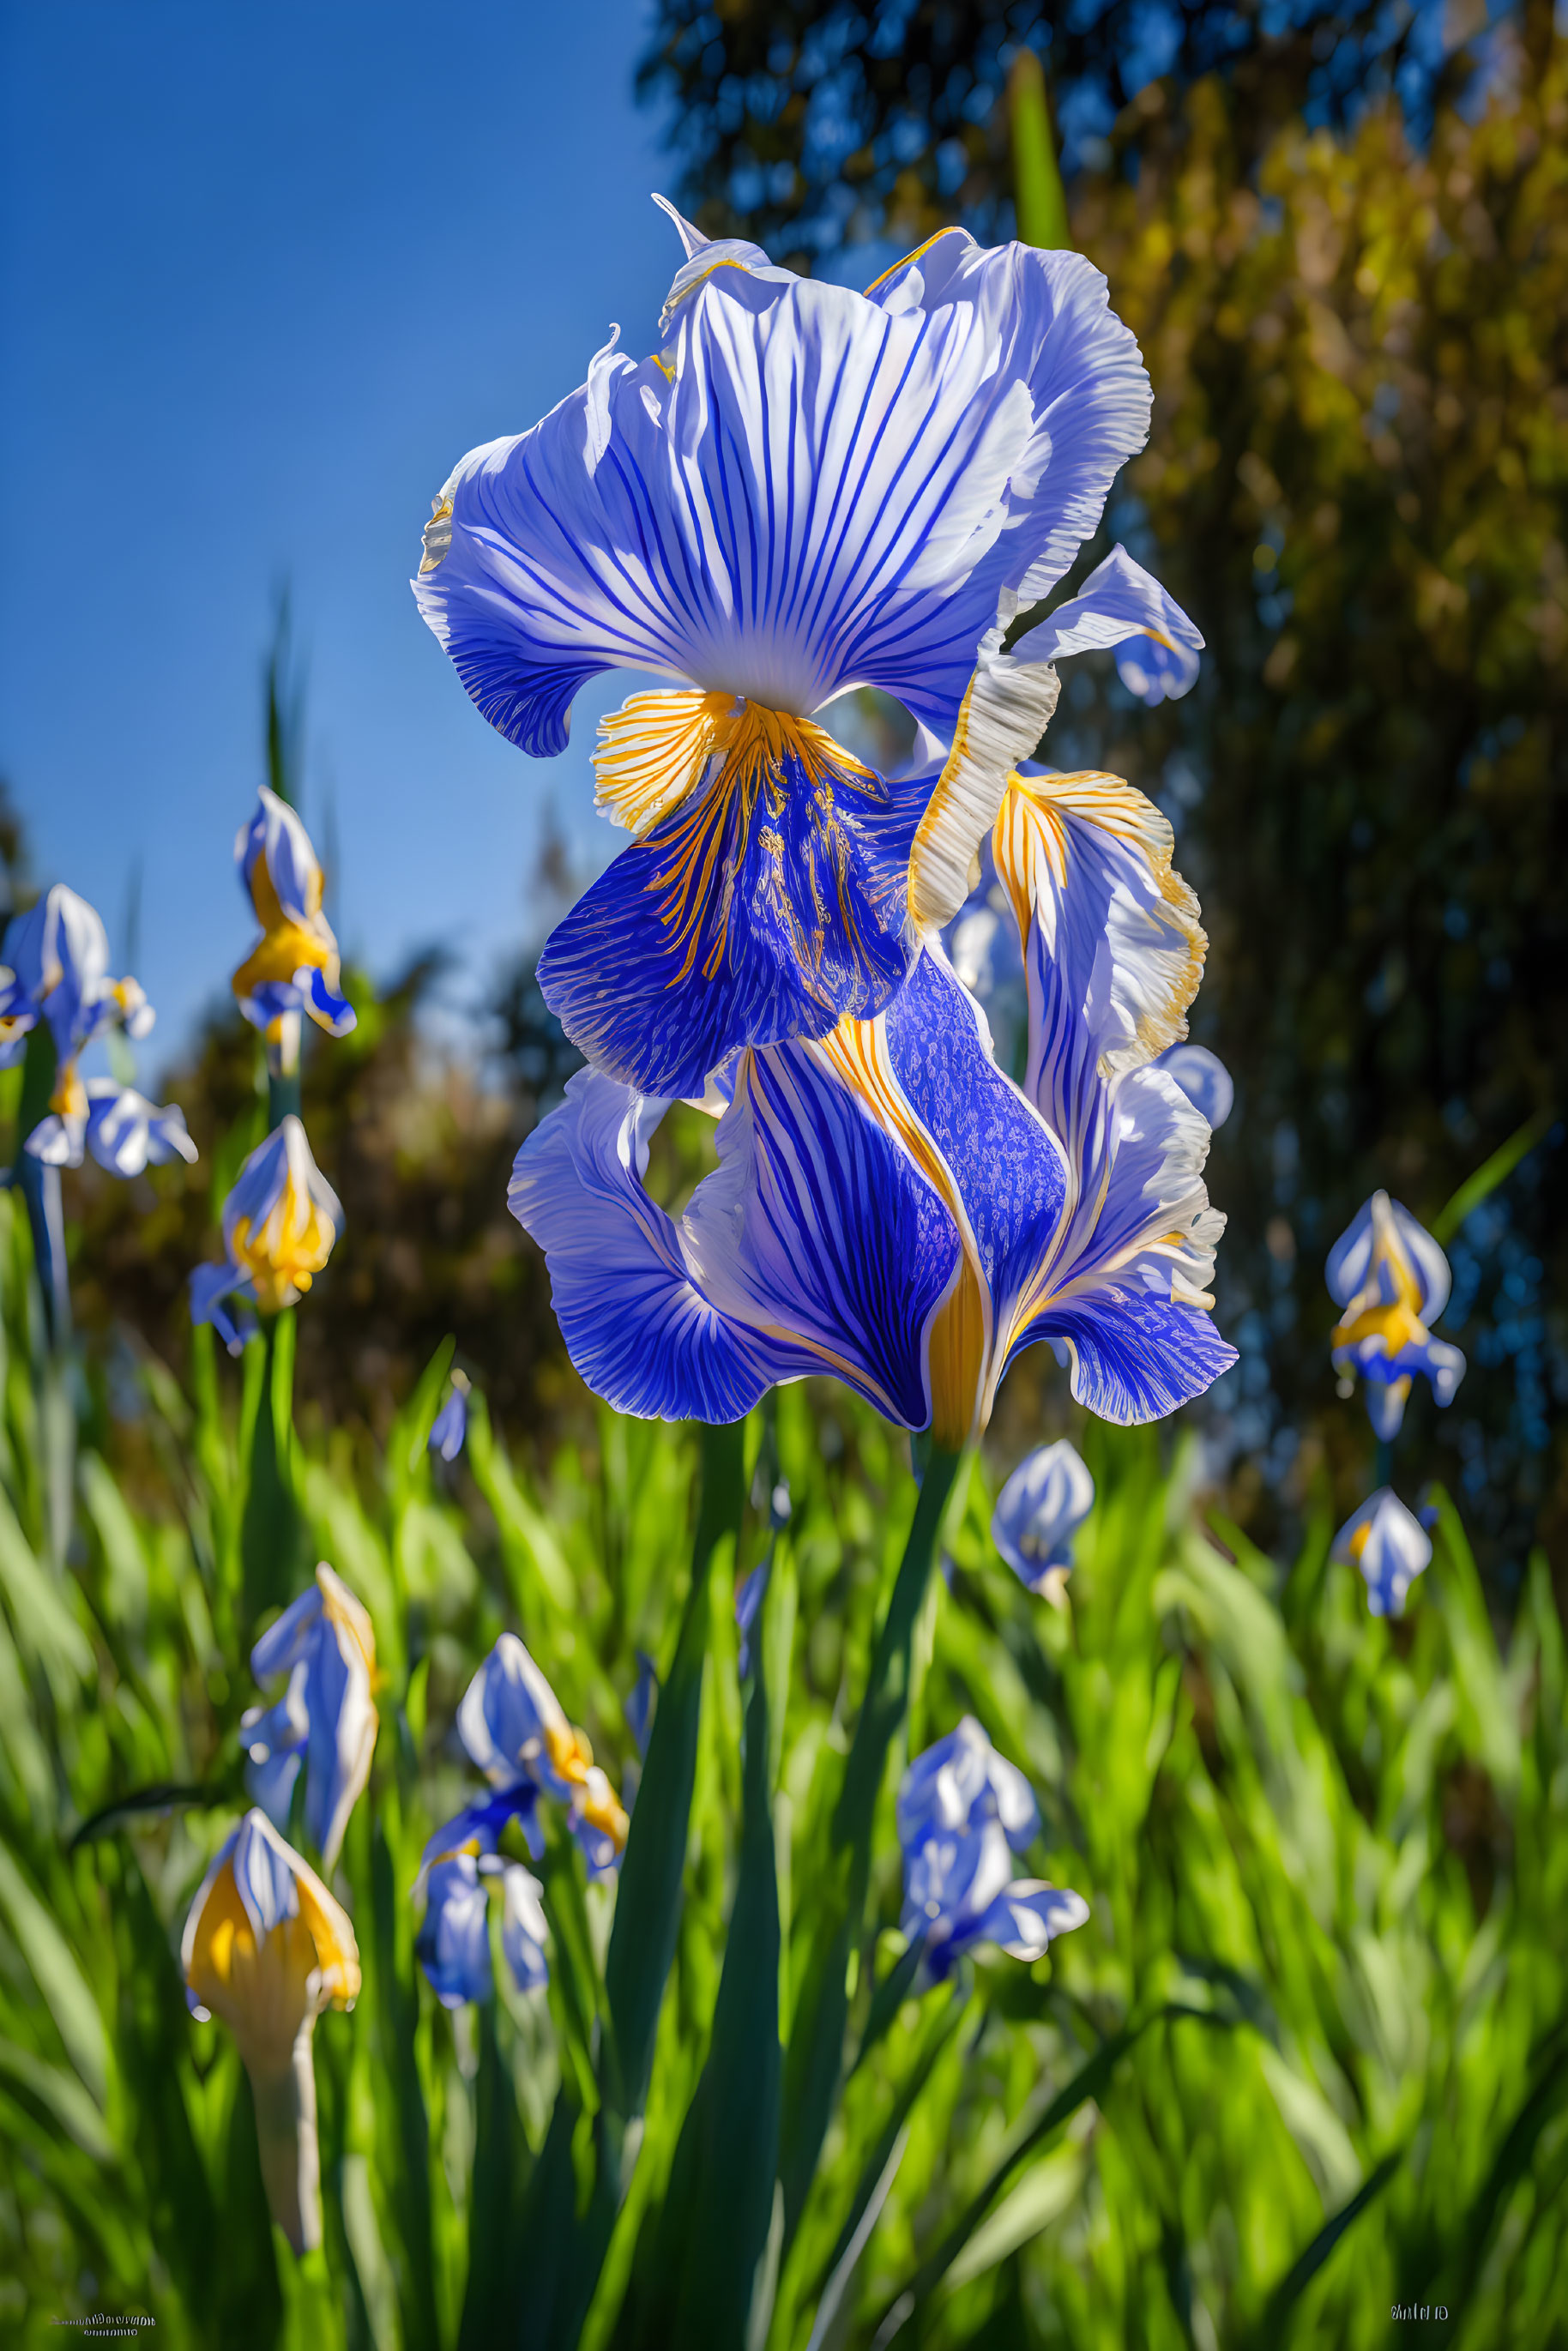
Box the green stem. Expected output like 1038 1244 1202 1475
268 1068 302 1128
13 1028 70 1345
779 1447 962 2246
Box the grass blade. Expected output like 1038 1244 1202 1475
1251 2150 1402 2342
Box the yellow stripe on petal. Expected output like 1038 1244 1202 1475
317 1564 377 1688
648 701 877 991
594 689 734 834
908 653 1061 934
1330 1196 1432 1367
862 225 968 298
577 1766 630 1859
813 1015 989 1448
993 769 1207 1071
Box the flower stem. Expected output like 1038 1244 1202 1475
13 1028 70 1344
248 2019 323 2255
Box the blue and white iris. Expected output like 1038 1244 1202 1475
428 1371 470 1462
1327 1191 1465 1441
232 788 356 1054
415 1633 632 2004
992 1438 1095 1600
510 763 1234 1444
0 885 195 1172
190 1115 342 1353
240 1564 379 1872
415 1801 549 2008
441 1632 629 1882
897 1715 1088 1979
27 1079 198 1175
415 202 1201 1100
1331 1488 1432 1618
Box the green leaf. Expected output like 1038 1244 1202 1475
0 1841 112 2108
69 1778 236 1853
641 1630 783 2349
510 1419 747 2351
876 2006 1227 2328
780 1448 962 2248
457 2000 522 2351
805 1981 968 2343
1444 2028 1568 2307
1431 1108 1553 1243
0 1477 92 1698
0 2033 115 2159
242 1310 303 1629
367 1807 441 2351
604 1416 745 2122
464 1393 577 1618
1251 2150 1402 2342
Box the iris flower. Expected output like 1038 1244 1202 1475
232 788 356 1067
897 1715 1088 1979
992 1437 1094 1603
1331 1488 1432 1618
190 1114 341 1353
415 202 1201 1100
510 760 1234 1445
430 1631 629 1883
26 1077 197 1175
428 1370 470 1462
182 1809 359 2252
240 1564 378 1871
0 885 194 1171
415 1798 550 2008
1327 1191 1465 1440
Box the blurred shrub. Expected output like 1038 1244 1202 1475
1068 21 1568 1583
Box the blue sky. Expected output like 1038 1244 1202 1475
0 0 684 1067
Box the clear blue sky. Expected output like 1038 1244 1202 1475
0 0 683 1068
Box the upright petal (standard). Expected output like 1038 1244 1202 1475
417 203 1167 1093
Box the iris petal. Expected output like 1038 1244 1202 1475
414 220 1151 756
1027 1285 1238 1425
537 703 914 1097
994 769 1207 1172
687 1039 962 1428
508 1074 781 1423
1010 545 1203 706
883 953 1067 1323
510 1029 963 1433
